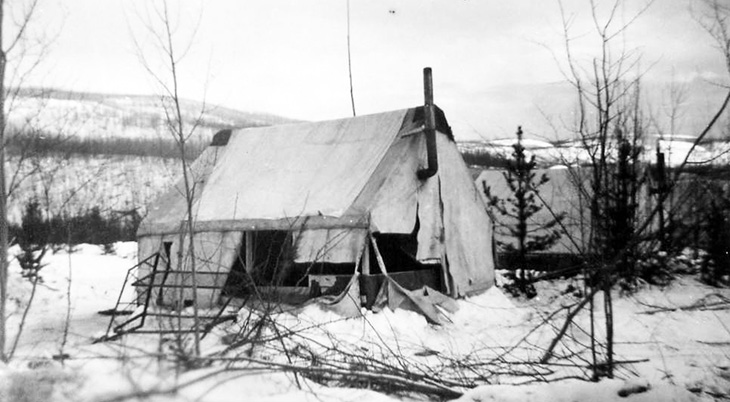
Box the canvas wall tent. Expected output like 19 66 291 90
136 102 495 321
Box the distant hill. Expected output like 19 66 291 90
6 87 299 143
2 89 304 223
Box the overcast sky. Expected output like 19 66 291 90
22 0 729 140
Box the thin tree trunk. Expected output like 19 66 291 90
168 46 200 357
7 275 38 359
180 153 200 357
0 0 8 363
603 283 614 377
346 0 356 117
57 230 74 364
588 278 597 380
164 14 201 357
540 286 600 363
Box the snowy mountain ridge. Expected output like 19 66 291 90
6 87 299 142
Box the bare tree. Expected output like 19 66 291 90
0 0 53 363
697 0 730 75
130 0 207 359
534 0 650 378
541 0 730 379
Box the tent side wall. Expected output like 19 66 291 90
136 234 177 304
437 134 495 296
173 231 243 306
136 231 242 308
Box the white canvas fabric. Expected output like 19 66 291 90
195 110 408 221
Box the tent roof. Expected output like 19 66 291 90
198 109 407 221
139 106 452 236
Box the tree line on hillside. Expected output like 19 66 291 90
10 199 140 277
10 200 140 246
460 149 510 168
6 124 521 166
5 129 209 159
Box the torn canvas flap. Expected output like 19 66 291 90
371 276 458 325
308 273 361 318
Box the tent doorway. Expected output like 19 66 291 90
221 230 357 301
360 232 443 308
222 230 293 297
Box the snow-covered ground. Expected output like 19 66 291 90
1 244 728 401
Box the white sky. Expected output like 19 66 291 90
18 0 729 140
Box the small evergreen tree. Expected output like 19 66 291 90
15 198 49 280
483 126 565 297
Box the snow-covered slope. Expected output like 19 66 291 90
6 88 298 141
